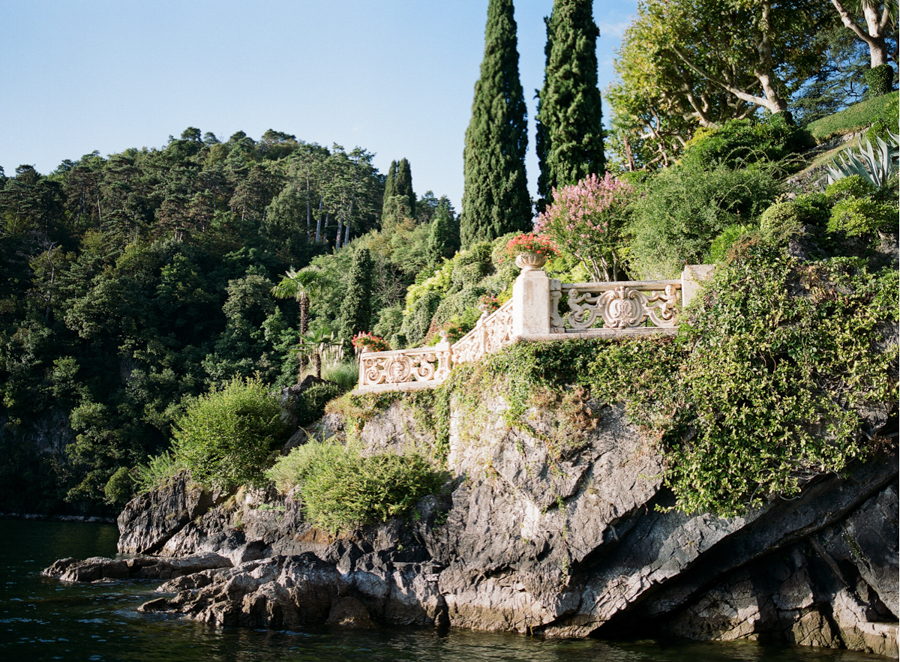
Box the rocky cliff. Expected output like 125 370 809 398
46 394 899 657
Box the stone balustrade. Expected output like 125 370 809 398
358 344 452 390
355 264 713 393
451 299 515 366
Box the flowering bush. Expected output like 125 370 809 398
478 294 500 313
535 173 634 281
437 320 468 344
352 332 390 353
503 233 559 262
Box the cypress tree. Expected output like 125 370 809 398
461 0 531 249
535 0 605 209
426 198 458 267
395 158 415 218
381 158 416 229
338 247 373 342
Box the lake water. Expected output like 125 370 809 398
0 519 888 662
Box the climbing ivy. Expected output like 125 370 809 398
329 249 895 517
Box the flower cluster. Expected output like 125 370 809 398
503 233 559 261
437 320 467 344
352 332 390 353
535 173 634 281
478 294 500 313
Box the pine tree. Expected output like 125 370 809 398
535 0 606 209
461 0 531 248
338 247 373 341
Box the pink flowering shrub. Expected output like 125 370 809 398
535 173 634 282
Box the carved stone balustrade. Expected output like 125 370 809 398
358 344 451 392
549 280 681 332
354 264 713 393
452 299 514 366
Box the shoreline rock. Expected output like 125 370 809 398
43 397 899 658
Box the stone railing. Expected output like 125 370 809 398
452 299 514 366
358 344 452 390
550 280 680 332
356 264 713 393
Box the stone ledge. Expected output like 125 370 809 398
519 328 678 342
352 380 444 396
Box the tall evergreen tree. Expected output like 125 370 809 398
382 160 397 211
381 158 416 228
338 247 373 341
461 0 531 248
535 0 606 209
395 158 416 219
426 198 459 267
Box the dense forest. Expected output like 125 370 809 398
0 0 896 516
0 129 460 513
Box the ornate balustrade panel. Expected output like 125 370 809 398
550 280 681 332
452 299 514 366
359 345 451 388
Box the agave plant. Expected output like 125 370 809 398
824 131 899 188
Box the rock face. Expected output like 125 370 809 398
47 396 898 657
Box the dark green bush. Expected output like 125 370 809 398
399 289 443 346
172 377 289 491
430 285 486 331
680 117 811 170
266 442 447 534
103 467 135 508
865 63 895 98
627 162 781 279
296 381 344 427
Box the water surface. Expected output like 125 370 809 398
0 519 887 661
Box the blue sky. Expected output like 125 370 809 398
0 0 637 213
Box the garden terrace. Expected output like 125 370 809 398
356 264 713 393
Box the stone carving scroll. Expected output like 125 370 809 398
550 280 681 332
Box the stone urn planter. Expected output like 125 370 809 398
515 251 547 272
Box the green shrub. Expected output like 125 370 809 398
864 63 895 99
680 116 811 170
372 306 404 344
399 289 443 347
296 380 345 426
134 450 184 494
708 224 755 263
825 175 877 202
430 285 486 332
828 198 898 236
266 442 447 534
172 377 289 491
664 251 897 515
320 362 358 394
103 466 135 507
627 162 781 279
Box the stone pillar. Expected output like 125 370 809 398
512 268 551 337
681 264 715 309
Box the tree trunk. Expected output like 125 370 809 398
831 0 890 68
297 354 309 383
335 216 343 250
299 292 309 336
315 198 324 243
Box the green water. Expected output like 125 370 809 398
0 519 888 662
